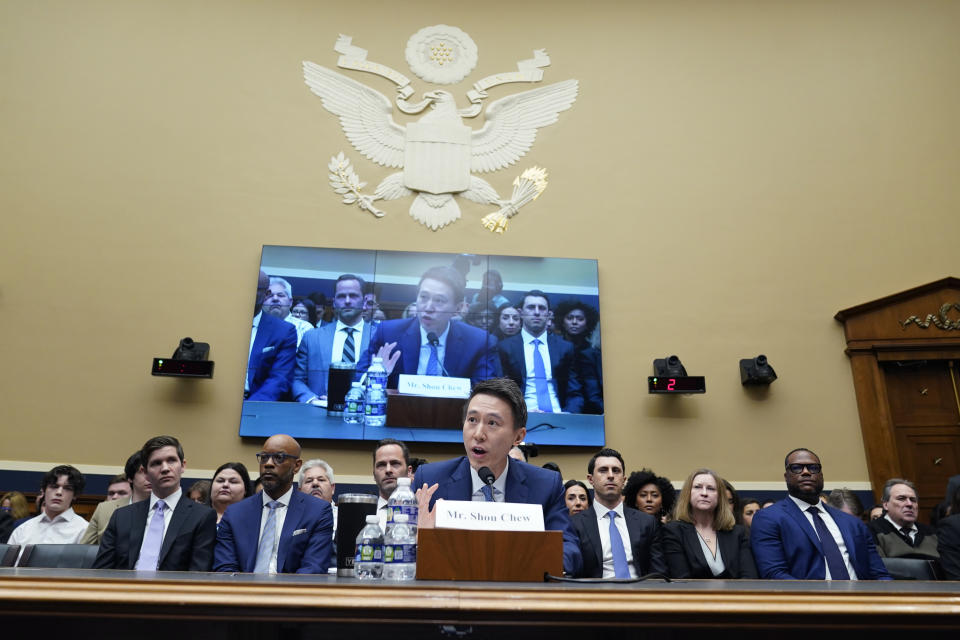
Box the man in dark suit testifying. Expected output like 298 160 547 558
497 291 583 413
94 435 216 571
750 448 891 580
246 269 297 401
214 434 333 574
356 265 500 388
414 378 582 576
572 448 665 578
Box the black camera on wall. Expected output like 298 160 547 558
740 355 777 386
152 337 214 378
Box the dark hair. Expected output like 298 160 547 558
211 462 253 499
188 479 211 503
336 273 366 292
784 448 819 468
553 300 599 341
374 438 410 467
419 265 466 303
124 451 144 481
542 462 561 474
141 435 184 466
521 289 551 310
741 497 761 512
563 479 592 507
623 469 675 518
463 378 527 431
292 296 319 326
41 464 86 495
587 448 625 475
108 473 128 486
408 457 429 473
723 479 741 524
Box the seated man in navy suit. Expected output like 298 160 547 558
94 435 217 571
571 448 665 578
497 291 583 413
356 265 500 388
293 274 372 404
750 448 891 580
246 270 297 401
414 377 582 576
214 434 332 574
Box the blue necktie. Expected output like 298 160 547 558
807 506 850 579
342 327 356 363
607 511 630 578
532 339 553 412
426 342 440 376
135 500 166 570
255 501 280 574
481 485 495 502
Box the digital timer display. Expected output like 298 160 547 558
647 376 706 394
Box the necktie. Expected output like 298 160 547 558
426 341 440 376
806 507 850 579
607 511 630 578
342 327 356 363
481 485 495 502
532 339 553 412
255 501 280 574
135 500 166 570
901 527 914 545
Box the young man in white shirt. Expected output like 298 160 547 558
8 465 88 546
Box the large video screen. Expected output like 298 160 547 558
239 246 604 447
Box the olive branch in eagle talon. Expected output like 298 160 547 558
327 152 384 217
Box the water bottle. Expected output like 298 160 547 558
386 476 418 529
364 382 387 427
354 515 383 580
343 382 364 425
366 356 388 391
383 513 417 581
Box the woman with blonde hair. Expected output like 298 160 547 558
658 468 757 579
1 491 31 520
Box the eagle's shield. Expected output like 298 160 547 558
403 121 471 194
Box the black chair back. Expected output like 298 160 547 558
881 556 941 580
0 544 19 567
17 544 99 569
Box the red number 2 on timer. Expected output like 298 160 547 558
667 378 676 391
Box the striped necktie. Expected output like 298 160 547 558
342 327 356 363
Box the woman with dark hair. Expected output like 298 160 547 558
494 301 522 340
210 462 253 524
659 468 758 579
723 479 742 525
291 297 319 327
553 299 603 413
563 479 591 516
740 498 761 531
554 300 599 346
624 469 675 523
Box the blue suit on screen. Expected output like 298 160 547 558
247 312 297 401
291 321 372 402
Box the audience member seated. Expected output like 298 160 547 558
290 297 319 327
469 269 510 309
358 266 500 388
106 474 131 501
623 469 676 524
497 290 583 414
750 448 890 580
869 505 884 521
723 479 741 525
408 457 429 475
9 465 88 547
414 378 582 577
361 289 379 324
1 491 31 521
299 459 337 536
936 487 960 580
564 479 591 516
94 436 216 571
869 478 939 561
246 269 297 401
827 487 866 519
542 461 562 475
81 451 152 545
466 301 498 334
215 435 332 574
264 276 314 346
659 468 758 579
570 448 664 579
553 300 603 414
188 480 211 504
0 511 12 544
210 463 253 524
761 499 776 509
741 498 761 531
373 439 413 532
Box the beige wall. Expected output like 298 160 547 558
2 1 958 490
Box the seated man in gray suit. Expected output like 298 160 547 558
292 274 372 404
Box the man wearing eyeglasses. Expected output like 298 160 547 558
750 448 890 580
214 434 333 574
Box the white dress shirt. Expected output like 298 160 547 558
520 328 561 412
788 495 859 579
591 501 637 579
469 460 510 502
259 487 293 574
8 507 88 546
142 488 183 544
377 496 389 533
331 319 365 364
885 513 917 543
284 314 314 347
417 323 450 375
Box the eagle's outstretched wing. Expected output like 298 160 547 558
302 61 406 168
470 79 578 174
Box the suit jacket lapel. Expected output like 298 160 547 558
446 323 465 376
401 319 420 377
242 497 263 572
445 458 472 501
784 498 823 552
129 500 149 569
824 504 859 568
584 505 603 569
158 499 189 566
504 461 529 504
717 528 738 575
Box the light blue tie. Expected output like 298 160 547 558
135 500 166 570
607 511 630 579
481 485 495 502
426 342 440 376
254 500 280 573
532 339 553 412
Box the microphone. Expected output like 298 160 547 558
425 332 451 376
478 466 496 487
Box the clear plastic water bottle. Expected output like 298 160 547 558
386 476 418 529
364 382 387 427
354 515 383 580
343 382 364 425
366 356 388 391
383 513 417 581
